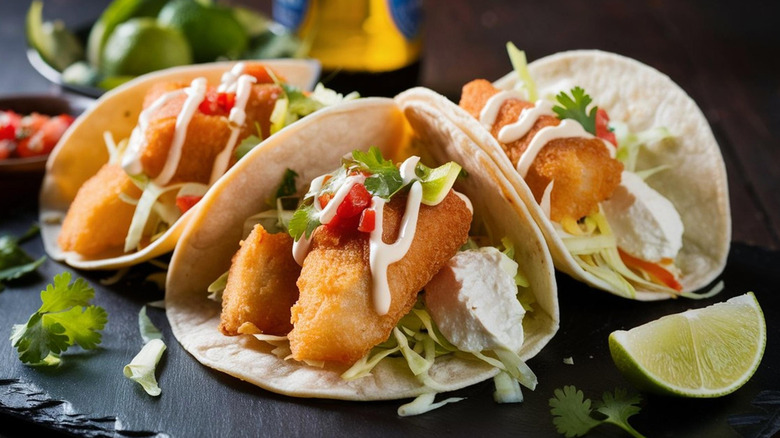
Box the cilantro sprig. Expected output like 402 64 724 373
348 147 404 199
553 87 597 135
550 385 645 438
10 272 108 366
0 225 46 291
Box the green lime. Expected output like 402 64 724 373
26 1 85 71
86 0 169 67
157 0 248 63
609 292 766 397
100 18 193 77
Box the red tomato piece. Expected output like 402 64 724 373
336 183 372 219
0 110 21 141
176 195 203 214
0 140 12 160
596 108 617 146
358 208 376 233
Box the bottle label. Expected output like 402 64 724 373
273 0 309 31
387 0 422 40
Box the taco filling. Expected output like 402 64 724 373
212 147 537 398
458 49 686 297
56 61 354 258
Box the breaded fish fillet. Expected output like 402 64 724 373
289 189 472 364
139 83 281 184
460 79 623 222
57 163 141 256
220 224 301 336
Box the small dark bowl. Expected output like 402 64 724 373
0 93 93 174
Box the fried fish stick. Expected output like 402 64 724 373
57 163 141 256
220 224 301 336
139 83 282 184
289 190 472 364
460 79 623 222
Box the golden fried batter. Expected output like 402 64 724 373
289 190 472 364
57 163 141 256
220 225 301 336
460 79 623 222
139 83 281 184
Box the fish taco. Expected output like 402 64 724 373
165 96 558 408
39 59 353 270
410 48 730 300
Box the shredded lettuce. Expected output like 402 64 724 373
506 42 537 102
207 271 228 302
123 338 166 396
397 393 465 417
493 371 524 403
557 209 680 298
612 122 672 172
138 305 162 344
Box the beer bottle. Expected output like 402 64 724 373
273 0 423 97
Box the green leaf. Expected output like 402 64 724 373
351 147 404 199
288 204 320 241
594 388 645 437
553 87 597 135
550 385 646 438
549 385 601 437
10 273 108 366
0 226 46 289
39 273 94 313
234 133 263 161
268 169 298 207
124 338 166 396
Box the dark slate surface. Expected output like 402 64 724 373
1 197 778 438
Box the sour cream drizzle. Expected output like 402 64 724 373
479 93 615 178
209 73 257 184
369 180 423 315
122 62 259 186
153 77 208 185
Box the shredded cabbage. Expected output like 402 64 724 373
506 42 537 102
612 122 672 172
123 338 166 396
493 371 523 403
397 393 465 417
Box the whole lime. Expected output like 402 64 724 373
157 0 248 63
100 17 193 77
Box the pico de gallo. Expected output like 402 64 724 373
0 110 74 160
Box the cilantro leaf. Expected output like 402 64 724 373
351 147 404 199
268 169 298 208
10 272 108 366
550 385 645 438
0 225 46 290
553 87 597 135
550 386 601 437
288 204 320 241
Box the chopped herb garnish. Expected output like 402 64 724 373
288 203 321 241
268 169 299 207
10 272 108 366
234 122 264 160
349 147 404 199
553 87 597 135
550 385 645 438
0 225 46 290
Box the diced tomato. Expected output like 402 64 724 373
325 183 373 233
358 208 376 233
198 90 236 116
38 114 73 153
318 192 333 208
0 140 12 160
618 249 683 292
596 108 617 146
176 195 203 214
336 183 372 218
0 110 21 141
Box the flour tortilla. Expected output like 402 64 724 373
39 59 321 270
429 50 730 300
165 97 558 400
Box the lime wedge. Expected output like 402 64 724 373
419 162 462 206
86 0 168 67
26 1 85 71
609 292 766 397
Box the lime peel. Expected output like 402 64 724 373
609 292 766 398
